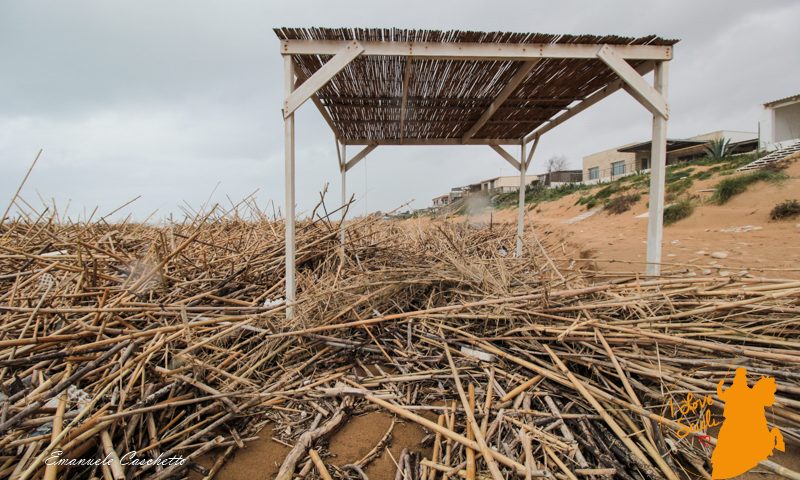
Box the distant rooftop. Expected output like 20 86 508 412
618 139 705 153
764 93 800 108
617 130 756 153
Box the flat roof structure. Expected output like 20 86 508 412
764 93 800 108
276 27 677 318
619 139 705 152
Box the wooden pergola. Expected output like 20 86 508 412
276 28 677 318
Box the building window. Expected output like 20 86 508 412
588 167 599 180
640 157 649 170
611 161 626 177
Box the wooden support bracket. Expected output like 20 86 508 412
344 144 377 172
597 45 668 119
489 144 521 171
284 41 365 118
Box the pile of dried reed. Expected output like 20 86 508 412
1 198 798 480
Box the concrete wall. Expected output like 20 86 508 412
540 170 582 186
762 99 800 147
480 175 538 191
774 101 800 143
495 175 538 189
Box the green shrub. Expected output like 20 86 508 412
770 200 800 220
594 183 624 200
719 152 765 172
704 137 731 161
691 151 763 169
666 169 693 183
629 174 650 189
710 170 788 204
663 200 694 225
492 182 589 209
574 181 634 211
693 170 714 180
604 193 641 214
667 177 693 195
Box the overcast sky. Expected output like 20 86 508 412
1 0 798 221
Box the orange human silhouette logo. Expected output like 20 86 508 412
711 368 785 479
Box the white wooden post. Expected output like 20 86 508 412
340 142 347 244
283 55 296 318
515 141 527 257
645 61 669 276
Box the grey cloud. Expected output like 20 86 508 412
1 0 797 220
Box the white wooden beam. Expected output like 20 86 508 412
344 144 377 172
335 137 343 168
646 62 669 276
523 61 655 143
525 134 540 170
282 40 673 61
283 55 296 319
462 60 540 141
284 41 364 118
399 58 413 140
345 138 521 146
597 45 668 119
489 144 520 171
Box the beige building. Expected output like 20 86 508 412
582 144 637 183
477 175 539 194
431 175 540 208
582 130 758 183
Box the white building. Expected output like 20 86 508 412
432 194 450 208
762 94 800 149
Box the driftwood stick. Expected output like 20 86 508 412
466 383 476 480
500 375 543 403
427 415 445 480
1 149 43 225
351 419 394 469
100 429 125 480
42 363 71 480
309 449 334 480
444 343 505 480
275 397 352 480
